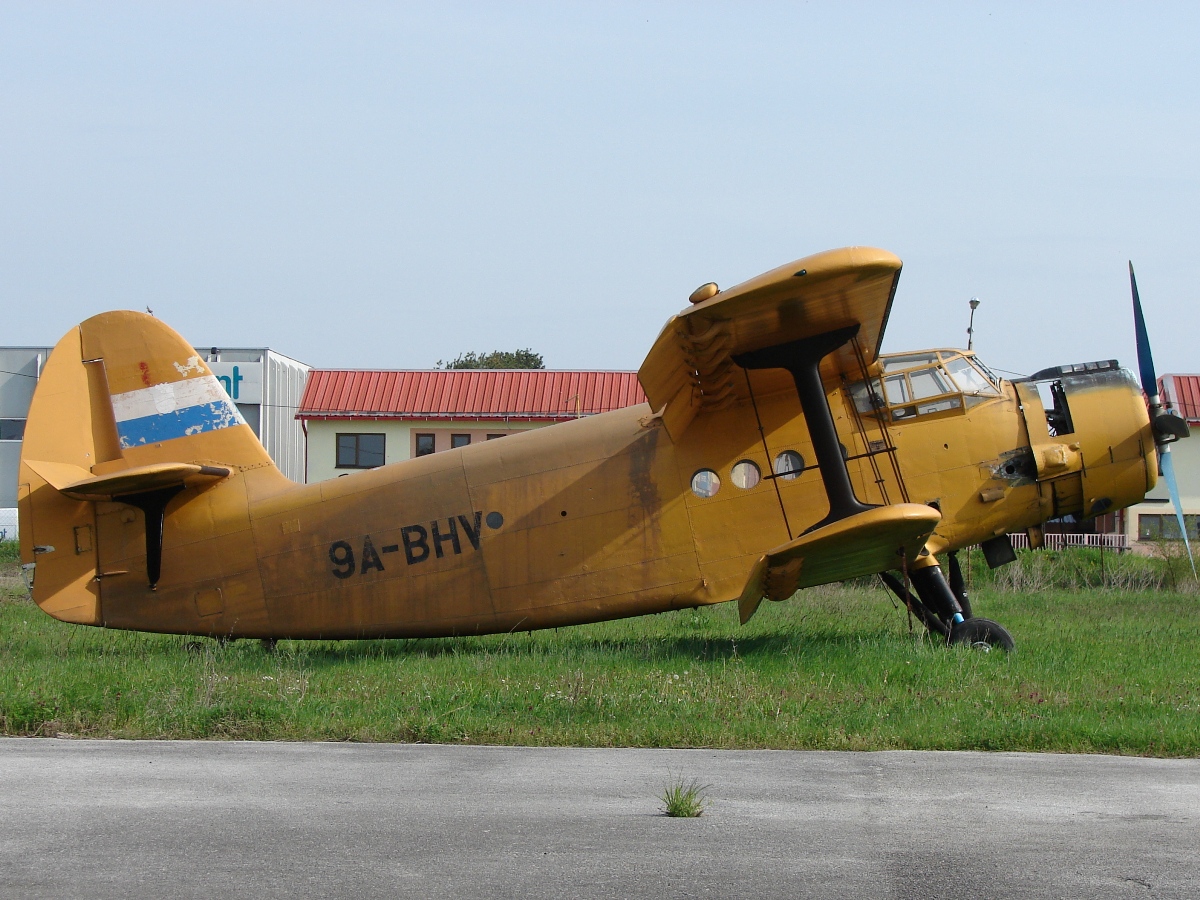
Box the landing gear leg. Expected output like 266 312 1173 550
909 563 964 627
909 560 1015 652
947 550 973 619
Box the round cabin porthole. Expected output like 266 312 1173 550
731 459 761 490
690 469 721 498
773 450 806 481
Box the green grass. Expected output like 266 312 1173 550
661 775 709 817
2 549 1199 755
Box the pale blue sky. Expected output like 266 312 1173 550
2 3 1197 378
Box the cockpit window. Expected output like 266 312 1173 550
944 356 1000 396
971 358 1002 388
882 353 938 373
908 367 952 400
883 374 911 404
849 379 887 415
849 350 1002 423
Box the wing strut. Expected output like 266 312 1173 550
735 324 876 532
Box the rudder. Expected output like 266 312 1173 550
19 311 286 625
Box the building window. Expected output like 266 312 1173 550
487 433 506 440
451 434 471 449
336 433 385 469
1138 513 1200 541
0 419 26 441
415 433 435 456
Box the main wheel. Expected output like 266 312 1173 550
948 617 1015 652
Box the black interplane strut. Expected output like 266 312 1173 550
122 486 184 589
734 324 875 533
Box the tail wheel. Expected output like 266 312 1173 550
948 617 1015 652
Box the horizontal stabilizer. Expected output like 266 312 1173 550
24 459 229 501
738 503 940 624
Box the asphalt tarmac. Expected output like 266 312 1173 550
1 739 1196 899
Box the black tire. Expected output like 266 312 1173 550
948 617 1015 652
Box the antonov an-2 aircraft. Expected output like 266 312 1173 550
17 247 1189 651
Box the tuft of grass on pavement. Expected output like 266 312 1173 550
661 775 709 817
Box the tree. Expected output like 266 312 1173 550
437 349 545 369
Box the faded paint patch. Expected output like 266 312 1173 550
627 428 662 544
173 356 206 377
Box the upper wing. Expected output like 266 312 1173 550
638 246 902 438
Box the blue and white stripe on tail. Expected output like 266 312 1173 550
111 374 246 449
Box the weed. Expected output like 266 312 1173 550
661 775 709 817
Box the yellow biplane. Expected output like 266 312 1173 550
17 247 1189 651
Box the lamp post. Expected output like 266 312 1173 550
967 298 980 351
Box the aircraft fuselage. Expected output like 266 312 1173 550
85 351 1153 639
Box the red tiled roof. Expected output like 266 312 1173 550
1162 374 1200 424
297 370 647 421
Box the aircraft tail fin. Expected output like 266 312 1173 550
23 310 278 475
18 311 284 622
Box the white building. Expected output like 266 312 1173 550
200 347 310 483
0 347 51 541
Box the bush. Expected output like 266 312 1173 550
956 546 1191 593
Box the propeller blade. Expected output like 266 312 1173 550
1161 447 1197 578
1129 261 1159 397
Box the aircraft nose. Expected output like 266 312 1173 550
1022 365 1156 519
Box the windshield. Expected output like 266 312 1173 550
944 356 1000 395
849 350 1001 422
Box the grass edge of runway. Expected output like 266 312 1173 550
3 544 1199 756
